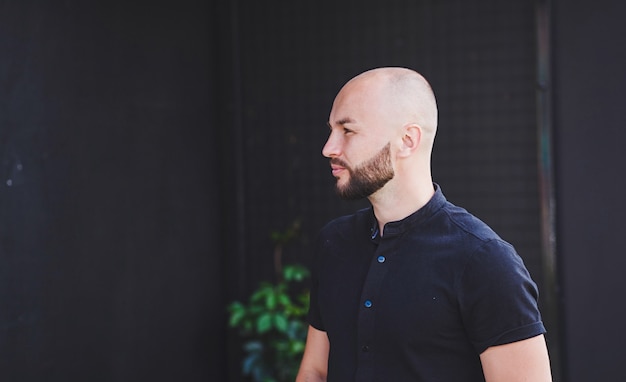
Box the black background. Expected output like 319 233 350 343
1 0 625 381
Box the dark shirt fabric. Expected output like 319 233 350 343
307 184 546 382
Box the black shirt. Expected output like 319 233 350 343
308 185 545 382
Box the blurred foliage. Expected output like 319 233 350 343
228 221 310 382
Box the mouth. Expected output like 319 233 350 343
330 164 346 177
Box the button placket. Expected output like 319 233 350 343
355 239 393 380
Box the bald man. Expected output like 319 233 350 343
296 68 552 382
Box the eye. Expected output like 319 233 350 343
343 127 354 135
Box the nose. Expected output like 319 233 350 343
322 130 341 158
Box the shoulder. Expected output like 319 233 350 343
418 200 510 263
439 204 523 274
420 200 527 276
438 201 503 243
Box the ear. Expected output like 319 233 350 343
397 124 422 158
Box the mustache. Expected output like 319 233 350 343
330 158 349 168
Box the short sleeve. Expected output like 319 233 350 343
457 239 546 354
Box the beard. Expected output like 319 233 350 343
331 143 395 200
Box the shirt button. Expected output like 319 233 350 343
377 255 386 263
364 300 372 308
362 345 370 352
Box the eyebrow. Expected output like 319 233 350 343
328 117 356 128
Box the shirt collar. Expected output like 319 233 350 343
369 183 446 239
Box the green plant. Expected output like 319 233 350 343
228 222 310 382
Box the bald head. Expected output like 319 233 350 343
338 67 438 138
325 67 438 215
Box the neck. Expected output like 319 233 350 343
368 175 435 236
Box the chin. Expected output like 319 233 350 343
336 179 351 192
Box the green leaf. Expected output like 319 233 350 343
257 313 273 333
228 301 247 327
273 313 288 333
290 340 305 353
227 300 243 311
248 304 264 316
251 283 272 302
228 261 312 380
297 291 310 306
283 264 310 282
229 308 246 327
266 291 277 310
277 293 291 307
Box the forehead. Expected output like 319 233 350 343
329 79 389 126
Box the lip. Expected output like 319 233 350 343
330 164 346 177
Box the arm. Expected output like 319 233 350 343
296 325 329 382
480 334 552 382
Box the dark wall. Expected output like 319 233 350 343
553 1 626 381
223 0 553 380
12 0 626 381
1 1 220 380
227 0 544 288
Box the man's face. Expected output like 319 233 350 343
323 76 397 200
330 143 394 200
